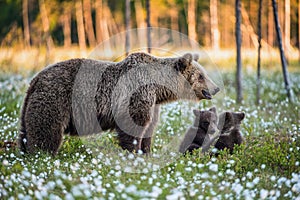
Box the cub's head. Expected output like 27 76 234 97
193 107 218 135
175 53 220 100
218 112 245 134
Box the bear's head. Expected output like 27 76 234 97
193 107 218 135
175 53 220 100
218 111 245 134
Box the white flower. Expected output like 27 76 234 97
292 182 300 193
209 164 218 172
2 159 9 166
253 177 260 185
270 176 276 182
261 164 266 169
260 189 269 199
246 172 253 179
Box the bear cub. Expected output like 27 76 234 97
214 111 245 154
179 107 218 154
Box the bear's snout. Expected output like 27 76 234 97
211 87 220 95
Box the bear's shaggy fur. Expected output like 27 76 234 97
179 107 218 154
214 111 245 154
18 52 219 155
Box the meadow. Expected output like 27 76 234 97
0 49 300 199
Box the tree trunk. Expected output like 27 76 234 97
272 0 292 100
39 0 54 52
235 0 243 104
146 0 151 53
62 8 71 48
256 0 263 105
83 0 96 47
298 0 300 62
75 0 86 51
268 0 274 47
284 0 290 52
188 0 197 44
210 0 220 50
134 0 147 47
125 0 131 56
95 0 103 43
23 0 30 47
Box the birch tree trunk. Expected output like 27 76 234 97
39 0 54 51
83 0 96 47
210 0 220 50
284 0 290 52
95 0 103 43
134 0 147 47
125 0 131 56
75 0 86 51
61 5 71 48
298 0 300 62
268 0 274 48
146 0 151 53
235 0 243 104
23 0 30 47
256 0 263 105
188 0 197 44
272 0 292 100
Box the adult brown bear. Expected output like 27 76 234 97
18 52 220 155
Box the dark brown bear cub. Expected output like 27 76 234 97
179 107 218 154
214 111 245 154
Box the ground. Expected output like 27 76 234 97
0 67 299 199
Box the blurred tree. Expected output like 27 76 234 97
146 0 151 53
83 0 96 47
60 1 72 48
75 0 86 51
268 0 274 47
235 0 243 104
272 0 292 100
23 0 30 47
134 0 147 47
257 0 263 105
284 0 291 53
39 0 54 52
210 0 219 50
125 0 130 56
187 0 197 44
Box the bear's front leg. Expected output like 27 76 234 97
116 128 142 153
141 105 160 154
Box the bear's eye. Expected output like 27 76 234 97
201 122 209 129
199 74 204 80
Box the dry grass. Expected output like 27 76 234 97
0 46 299 74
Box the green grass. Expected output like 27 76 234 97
0 69 300 199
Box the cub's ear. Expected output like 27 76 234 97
193 109 201 116
223 112 233 122
175 53 193 72
193 53 199 62
235 112 245 121
209 106 217 115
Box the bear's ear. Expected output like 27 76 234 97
209 107 217 115
224 112 233 122
193 53 199 62
235 112 245 121
175 53 193 72
193 109 201 116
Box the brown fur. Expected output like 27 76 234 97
179 107 218 154
214 112 245 154
18 52 219 155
